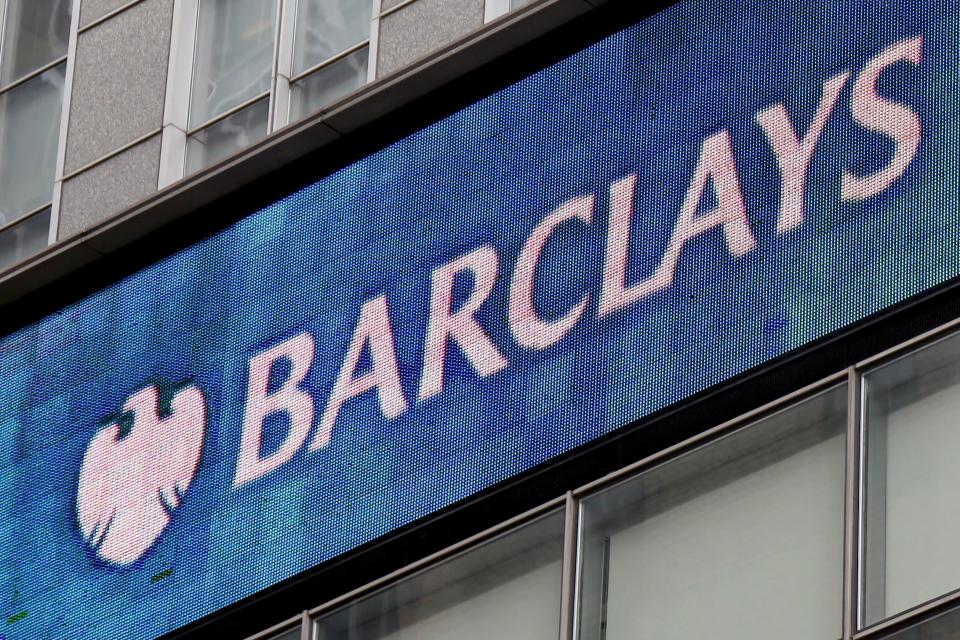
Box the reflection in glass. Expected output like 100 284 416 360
862 333 960 626
0 0 71 85
292 0 371 75
509 0 529 8
315 511 564 640
268 627 300 640
189 0 277 127
290 47 367 121
0 207 50 271
0 63 64 223
185 98 269 175
878 601 960 639
578 387 847 640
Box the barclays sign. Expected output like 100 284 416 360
2 2 957 639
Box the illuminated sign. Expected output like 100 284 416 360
0 1 951 638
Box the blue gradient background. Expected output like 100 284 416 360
1 1 957 638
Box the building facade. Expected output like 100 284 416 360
2 1 960 640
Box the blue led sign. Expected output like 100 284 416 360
1 1 955 637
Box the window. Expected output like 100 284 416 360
288 0 372 121
876 601 960 640
230 317 960 640
165 0 377 181
862 332 960 626
166 0 526 184
578 387 847 640
313 510 565 640
185 0 277 174
0 0 71 269
267 627 301 640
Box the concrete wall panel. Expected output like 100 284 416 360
377 0 485 77
65 0 173 173
58 134 162 239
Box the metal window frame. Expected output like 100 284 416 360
158 0 199 188
275 0 380 129
186 90 272 136
161 0 380 188
160 0 282 184
850 318 960 637
287 38 371 86
308 496 567 620
0 0 80 247
239 371 851 640
0 203 51 236
0 0 72 95
0 54 67 95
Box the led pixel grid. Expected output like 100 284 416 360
0 1 955 638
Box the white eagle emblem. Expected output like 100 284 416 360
76 383 206 566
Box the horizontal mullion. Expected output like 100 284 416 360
288 39 369 84
0 203 51 236
0 55 67 96
853 589 960 640
186 91 271 135
380 0 416 18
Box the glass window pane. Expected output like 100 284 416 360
189 0 277 127
879 601 960 640
862 333 960 626
293 0 371 75
0 0 71 85
290 47 367 121
185 98 269 175
578 386 847 640
269 627 300 640
0 62 63 223
509 0 529 8
0 207 50 271
315 510 564 640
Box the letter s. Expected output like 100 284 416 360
842 36 922 201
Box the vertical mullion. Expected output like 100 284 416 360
299 610 311 640
597 537 610 640
0 0 9 71
560 491 580 640
49 0 82 244
266 0 285 132
860 372 887 629
158 0 199 188
367 0 381 83
844 366 864 640
272 0 297 130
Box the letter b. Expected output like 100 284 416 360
234 332 316 487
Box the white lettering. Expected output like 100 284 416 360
757 71 851 233
600 130 756 317
418 246 508 401
509 194 594 349
234 332 316 487
312 295 408 450
842 35 922 201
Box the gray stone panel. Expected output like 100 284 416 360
79 0 136 28
377 0 484 78
65 0 173 174
380 0 408 11
58 134 161 240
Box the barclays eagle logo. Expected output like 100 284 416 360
76 383 206 566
